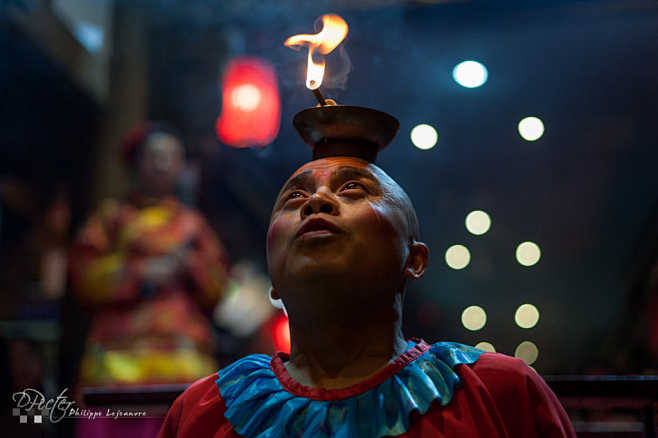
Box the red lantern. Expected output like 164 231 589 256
215 57 281 148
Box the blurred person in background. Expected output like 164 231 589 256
68 122 230 435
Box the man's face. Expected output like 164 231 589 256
267 157 411 297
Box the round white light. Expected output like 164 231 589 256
231 84 262 111
410 124 438 150
515 304 540 329
515 241 541 267
514 341 539 365
445 244 471 270
475 341 496 352
461 305 487 331
518 117 544 141
452 60 488 88
465 210 491 235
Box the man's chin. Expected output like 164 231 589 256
286 256 351 281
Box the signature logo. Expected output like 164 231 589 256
11 388 147 423
12 388 75 423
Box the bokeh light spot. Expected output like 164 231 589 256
515 304 540 329
518 117 545 141
461 305 487 331
452 60 488 88
445 244 471 270
410 124 438 150
231 84 262 111
475 341 496 352
514 341 539 365
516 241 541 267
465 210 491 235
273 314 290 353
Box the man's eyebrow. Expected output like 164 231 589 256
333 166 379 183
280 170 313 194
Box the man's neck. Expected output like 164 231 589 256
284 296 406 389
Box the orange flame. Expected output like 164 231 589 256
284 14 348 90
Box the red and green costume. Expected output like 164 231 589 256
70 197 229 386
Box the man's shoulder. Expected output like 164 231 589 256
175 372 222 406
425 342 537 393
176 352 271 400
159 372 234 438
445 350 577 437
469 351 536 379
464 351 547 400
469 351 532 376
217 353 272 379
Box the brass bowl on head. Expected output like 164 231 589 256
293 105 400 163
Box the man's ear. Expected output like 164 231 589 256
269 286 288 316
269 286 280 301
404 241 429 280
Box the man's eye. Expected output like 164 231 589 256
288 191 304 200
342 182 365 191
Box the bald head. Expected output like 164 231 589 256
364 163 420 242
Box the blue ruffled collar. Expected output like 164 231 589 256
216 339 483 438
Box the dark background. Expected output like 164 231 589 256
2 0 657 380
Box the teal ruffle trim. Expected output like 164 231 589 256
216 341 483 438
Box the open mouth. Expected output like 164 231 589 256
295 217 343 240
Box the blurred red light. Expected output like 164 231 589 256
216 57 280 148
273 313 291 353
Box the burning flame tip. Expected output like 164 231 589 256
285 14 348 90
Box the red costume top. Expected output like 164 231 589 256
158 340 575 438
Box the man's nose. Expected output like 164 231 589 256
301 192 339 219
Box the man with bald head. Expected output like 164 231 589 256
158 155 575 438
266 156 426 391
